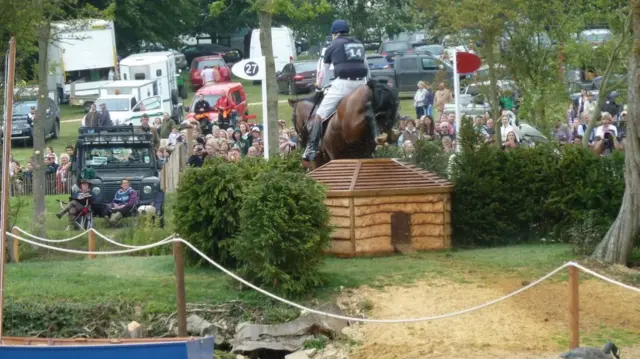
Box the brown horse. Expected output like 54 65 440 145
288 80 400 168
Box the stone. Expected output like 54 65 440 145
126 321 145 338
285 351 310 359
304 348 318 357
230 302 349 355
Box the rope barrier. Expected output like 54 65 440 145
12 226 176 249
6 228 640 324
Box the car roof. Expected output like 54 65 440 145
196 82 243 95
580 28 611 35
194 55 224 61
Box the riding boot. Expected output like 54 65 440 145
303 115 323 161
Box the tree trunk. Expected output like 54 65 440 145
258 10 280 159
32 21 49 236
591 2 640 265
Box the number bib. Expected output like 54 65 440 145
344 43 365 61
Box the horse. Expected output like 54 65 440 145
288 80 400 169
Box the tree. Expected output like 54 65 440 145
498 0 585 134
591 0 640 265
27 0 99 234
429 0 517 143
105 0 201 54
210 0 330 158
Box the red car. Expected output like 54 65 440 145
190 55 232 91
185 82 256 123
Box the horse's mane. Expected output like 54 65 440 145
366 80 399 130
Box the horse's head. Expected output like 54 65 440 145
366 80 400 133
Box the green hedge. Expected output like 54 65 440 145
227 170 331 296
450 120 625 247
173 154 306 264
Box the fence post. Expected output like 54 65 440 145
568 265 579 349
88 230 96 260
173 241 187 336
10 228 19 263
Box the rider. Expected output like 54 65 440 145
303 19 370 162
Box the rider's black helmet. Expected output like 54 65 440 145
331 20 349 34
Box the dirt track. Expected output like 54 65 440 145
336 275 640 359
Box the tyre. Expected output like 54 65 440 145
178 85 187 99
171 89 179 105
83 101 93 113
288 81 296 96
52 119 60 139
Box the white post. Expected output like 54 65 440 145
453 51 461 153
261 56 269 160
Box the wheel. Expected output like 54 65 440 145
178 85 187 99
51 119 60 139
83 101 93 113
288 80 296 96
171 89 179 105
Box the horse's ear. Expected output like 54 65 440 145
287 99 297 107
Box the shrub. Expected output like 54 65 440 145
174 158 246 266
566 211 612 255
227 170 332 297
174 155 305 267
373 145 404 158
450 119 625 247
410 139 451 178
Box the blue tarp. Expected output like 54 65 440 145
0 336 214 359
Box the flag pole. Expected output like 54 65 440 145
453 51 461 152
0 36 18 340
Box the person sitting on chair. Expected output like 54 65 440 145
194 94 211 121
108 178 138 226
56 179 92 230
214 91 234 130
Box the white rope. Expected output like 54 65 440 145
569 261 640 294
5 231 640 323
13 226 89 243
12 226 176 249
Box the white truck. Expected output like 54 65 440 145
250 26 296 72
93 80 164 125
118 51 182 123
47 19 117 106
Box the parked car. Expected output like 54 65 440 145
276 61 318 95
378 40 413 61
578 29 612 48
10 98 60 146
367 55 391 70
190 56 232 91
181 44 242 66
370 53 458 92
184 83 254 123
414 44 445 58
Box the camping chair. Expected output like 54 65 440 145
132 191 165 228
58 200 93 230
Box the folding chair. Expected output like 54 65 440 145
58 200 93 230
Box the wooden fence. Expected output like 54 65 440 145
160 142 187 193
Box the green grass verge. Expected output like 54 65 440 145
5 243 576 314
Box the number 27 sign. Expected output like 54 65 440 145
232 57 266 81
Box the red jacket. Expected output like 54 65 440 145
215 95 233 111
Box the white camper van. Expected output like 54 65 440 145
47 19 117 105
249 27 296 73
118 52 182 122
94 80 164 125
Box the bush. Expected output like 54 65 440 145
373 145 404 158
174 155 305 267
451 119 625 247
411 139 451 178
566 211 612 255
227 170 332 297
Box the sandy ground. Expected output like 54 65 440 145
330 272 640 359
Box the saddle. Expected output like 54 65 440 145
306 89 339 136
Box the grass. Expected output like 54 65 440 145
4 242 577 313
